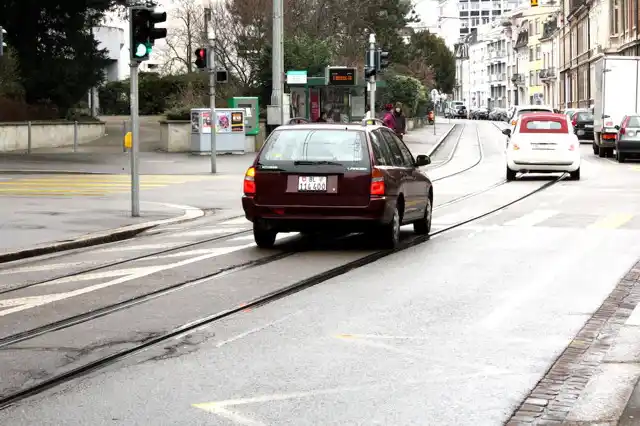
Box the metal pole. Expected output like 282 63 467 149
369 33 376 114
208 25 217 173
27 121 31 153
123 120 127 152
130 62 140 217
0 26 4 57
73 120 78 152
271 0 284 125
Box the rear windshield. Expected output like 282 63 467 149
259 129 370 167
577 112 593 120
520 119 568 133
628 116 640 127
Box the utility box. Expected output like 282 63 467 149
229 97 259 135
190 108 246 154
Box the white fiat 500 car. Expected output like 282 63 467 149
502 112 581 181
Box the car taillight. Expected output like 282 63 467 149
511 120 517 125
569 144 575 151
572 119 577 127
370 167 385 196
512 143 520 150
243 167 256 195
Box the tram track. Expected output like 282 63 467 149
0 167 566 410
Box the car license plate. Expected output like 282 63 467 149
585 124 593 128
298 176 327 192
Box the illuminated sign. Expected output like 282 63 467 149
326 67 357 86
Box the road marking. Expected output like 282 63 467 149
504 209 558 227
213 311 302 348
221 217 250 225
588 213 633 229
0 262 88 275
168 227 246 237
0 243 254 317
96 243 186 252
39 267 159 286
335 333 430 340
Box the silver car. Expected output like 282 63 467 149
614 113 640 162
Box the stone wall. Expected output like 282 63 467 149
0 121 106 152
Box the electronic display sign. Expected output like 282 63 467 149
327 67 357 86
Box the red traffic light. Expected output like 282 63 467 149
195 48 206 58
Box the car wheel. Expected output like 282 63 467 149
253 223 277 248
616 150 625 162
506 166 517 181
413 197 432 235
569 168 580 180
598 146 606 157
381 206 401 249
593 143 599 155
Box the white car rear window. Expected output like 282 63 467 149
525 120 563 130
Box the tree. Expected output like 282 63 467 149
160 0 205 74
407 30 456 93
0 0 126 114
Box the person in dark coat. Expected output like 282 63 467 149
393 102 407 140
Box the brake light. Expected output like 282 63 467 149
243 167 256 195
370 167 385 196
511 120 517 125
620 127 626 135
572 119 577 127
620 116 630 135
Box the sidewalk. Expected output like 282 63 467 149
0 123 453 261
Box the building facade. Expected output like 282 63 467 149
540 17 560 107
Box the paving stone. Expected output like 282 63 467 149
525 398 549 407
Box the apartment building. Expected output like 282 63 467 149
539 17 560 107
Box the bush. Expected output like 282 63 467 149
379 74 427 117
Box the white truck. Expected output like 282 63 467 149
592 55 640 157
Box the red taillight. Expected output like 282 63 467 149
243 167 256 195
572 119 577 127
569 144 575 151
370 168 385 196
620 127 626 135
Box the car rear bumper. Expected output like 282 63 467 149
617 141 640 153
242 196 395 232
507 156 580 172
575 129 594 140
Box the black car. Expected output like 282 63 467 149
572 111 594 141
453 104 467 118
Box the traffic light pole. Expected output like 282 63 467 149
129 62 140 217
368 33 376 114
208 26 217 173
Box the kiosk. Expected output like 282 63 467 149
190 108 246 154
228 97 259 136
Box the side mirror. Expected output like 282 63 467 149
415 154 431 167
615 125 620 130
502 128 511 136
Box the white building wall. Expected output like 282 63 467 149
469 42 488 107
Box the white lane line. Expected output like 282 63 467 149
503 209 558 227
0 243 254 317
96 243 186 252
0 262 87 275
214 311 303 348
39 267 159 286
168 227 247 237
220 217 250 225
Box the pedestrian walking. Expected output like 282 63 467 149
382 104 396 130
393 102 407 140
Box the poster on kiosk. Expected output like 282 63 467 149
190 108 246 154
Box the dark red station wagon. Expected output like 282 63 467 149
242 120 434 249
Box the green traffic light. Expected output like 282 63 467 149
134 43 147 57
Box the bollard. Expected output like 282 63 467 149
73 120 78 152
123 120 127 152
27 121 32 154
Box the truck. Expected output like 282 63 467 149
592 55 640 157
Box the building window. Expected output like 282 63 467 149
611 0 620 35
482 17 489 24
535 19 540 35
471 2 480 9
529 21 533 34
529 47 534 61
536 44 541 60
472 17 480 26
536 70 540 85
460 2 469 9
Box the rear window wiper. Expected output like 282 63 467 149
293 160 344 166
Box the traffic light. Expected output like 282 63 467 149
0 27 6 57
215 69 229 83
365 67 376 78
379 50 390 71
530 0 538 5
130 7 167 62
195 48 207 69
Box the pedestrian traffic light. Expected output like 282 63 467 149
379 50 390 70
216 69 229 83
130 7 167 62
365 66 376 78
0 27 7 57
195 48 207 69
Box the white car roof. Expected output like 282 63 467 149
514 105 554 111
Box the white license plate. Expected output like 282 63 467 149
298 176 327 192
577 130 585 135
585 124 593 128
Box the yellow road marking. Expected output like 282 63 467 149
588 213 634 229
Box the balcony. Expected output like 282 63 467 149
540 67 556 81
514 30 528 49
511 73 525 85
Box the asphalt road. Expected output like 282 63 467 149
2 120 640 425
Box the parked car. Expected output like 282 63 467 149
242 120 434 249
472 107 489 120
508 105 555 126
614 114 640 162
489 108 508 121
571 110 594 142
447 104 467 119
444 101 465 118
502 112 581 181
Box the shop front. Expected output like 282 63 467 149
288 67 385 123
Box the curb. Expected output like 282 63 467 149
426 123 457 157
0 203 205 264
0 170 111 175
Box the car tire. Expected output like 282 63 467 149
253 223 277 248
598 146 606 157
413 197 432 235
593 143 599 155
381 206 401 249
569 168 580 180
506 166 517 181
616 150 625 163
